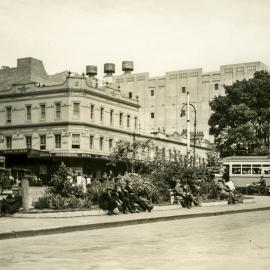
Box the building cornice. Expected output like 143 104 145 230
0 121 210 151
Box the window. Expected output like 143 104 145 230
179 73 187 78
242 164 251 174
247 65 256 71
151 112 155 119
110 109 114 126
128 92 133 99
162 148 165 160
127 114 130 128
119 112 123 126
90 104 94 120
99 137 104 151
263 165 270 174
72 134 80 149
214 83 219 90
182 87 186 93
89 135 94 150
6 107 11 123
55 134 61 148
150 89 155 96
224 67 233 73
134 117 138 129
109 138 113 152
40 135 46 150
73 102 80 119
26 105 32 121
55 102 61 120
252 165 261 175
25 136 32 149
100 107 104 122
6 136 12 149
232 165 241 174
40 104 46 120
169 149 172 160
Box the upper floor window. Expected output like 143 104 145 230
110 109 114 126
55 134 61 149
99 137 104 151
127 114 130 128
100 107 104 122
182 87 186 93
55 102 61 120
119 112 123 127
40 104 46 120
25 135 32 149
214 83 219 90
26 105 32 121
134 117 138 129
40 135 46 150
72 134 80 149
150 89 155 96
6 107 12 123
90 104 94 120
109 138 113 152
73 102 80 119
6 136 12 149
151 112 155 119
162 148 165 160
128 92 133 99
89 135 94 150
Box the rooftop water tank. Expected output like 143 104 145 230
104 63 115 75
122 61 134 74
86 65 97 77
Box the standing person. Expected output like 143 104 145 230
81 174 87 193
86 174 92 187
76 172 82 186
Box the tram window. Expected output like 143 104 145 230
232 165 241 174
252 165 261 175
242 164 251 174
263 165 270 174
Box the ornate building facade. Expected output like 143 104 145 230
0 58 208 180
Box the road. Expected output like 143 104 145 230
1 211 270 270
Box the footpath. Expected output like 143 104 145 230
0 196 270 240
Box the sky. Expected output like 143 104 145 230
0 0 269 78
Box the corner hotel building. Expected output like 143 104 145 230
0 58 209 180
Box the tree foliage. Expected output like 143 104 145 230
209 71 270 157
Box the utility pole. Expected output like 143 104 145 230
180 92 197 166
187 92 190 159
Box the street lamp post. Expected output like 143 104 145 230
180 92 197 166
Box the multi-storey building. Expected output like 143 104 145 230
0 58 208 180
113 61 268 141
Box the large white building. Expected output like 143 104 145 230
113 61 268 141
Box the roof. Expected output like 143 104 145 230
223 156 270 163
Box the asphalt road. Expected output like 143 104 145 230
1 211 270 270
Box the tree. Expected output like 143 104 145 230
209 71 270 157
108 139 153 172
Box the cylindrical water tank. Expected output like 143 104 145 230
122 61 134 73
86 65 97 77
104 63 115 75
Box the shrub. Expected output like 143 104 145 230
33 192 92 210
48 162 83 198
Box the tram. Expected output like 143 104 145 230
222 156 270 187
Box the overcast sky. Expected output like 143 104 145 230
0 0 269 77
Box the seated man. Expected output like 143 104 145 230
175 180 193 208
247 175 267 194
1 188 22 215
216 179 236 204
